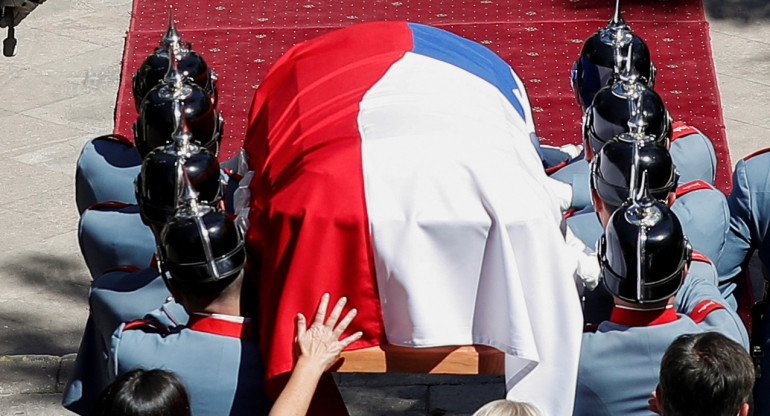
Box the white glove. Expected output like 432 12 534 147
564 224 601 292
545 176 574 212
0 0 45 27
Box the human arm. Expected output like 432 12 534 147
268 293 363 416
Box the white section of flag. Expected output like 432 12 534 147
358 51 582 416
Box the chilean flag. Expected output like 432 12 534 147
244 21 582 415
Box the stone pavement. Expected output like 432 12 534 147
0 0 768 414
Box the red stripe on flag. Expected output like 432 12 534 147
244 22 413 396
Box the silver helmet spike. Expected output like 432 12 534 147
611 44 644 100
626 93 650 135
600 0 632 46
159 40 193 101
170 99 198 156
172 172 220 280
160 6 183 49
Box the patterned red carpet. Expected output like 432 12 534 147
114 0 730 190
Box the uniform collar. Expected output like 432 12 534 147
188 313 255 339
609 305 678 327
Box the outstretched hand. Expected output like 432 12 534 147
295 293 363 372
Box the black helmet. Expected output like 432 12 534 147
570 1 656 110
159 196 246 285
135 102 223 227
133 58 224 157
599 195 691 304
591 135 678 207
583 79 671 156
131 15 217 110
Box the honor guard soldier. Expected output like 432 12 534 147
132 13 217 110
574 189 748 416
721 148 770 416
64 107 223 414
75 23 223 213
79 99 225 278
570 0 655 112
570 136 731 322
553 51 717 211
107 184 362 416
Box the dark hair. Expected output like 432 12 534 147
660 332 754 416
90 369 191 416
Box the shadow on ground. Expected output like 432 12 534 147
0 254 89 356
704 0 770 21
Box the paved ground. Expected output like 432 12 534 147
0 0 768 414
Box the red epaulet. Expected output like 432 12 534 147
222 168 244 182
671 122 700 141
690 250 713 265
85 201 132 211
122 319 170 335
563 208 577 219
689 299 726 323
103 265 140 274
743 148 770 161
93 134 133 147
545 159 569 175
583 323 599 333
676 180 712 198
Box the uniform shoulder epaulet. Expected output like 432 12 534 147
743 148 770 161
690 250 713 265
103 265 140 274
93 134 133 147
583 323 599 333
122 319 171 335
222 167 244 182
563 208 577 219
675 180 712 198
689 299 726 323
671 122 700 141
85 201 132 211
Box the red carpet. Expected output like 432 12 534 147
114 0 730 191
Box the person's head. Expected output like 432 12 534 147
472 399 541 416
90 368 191 416
599 192 691 306
132 15 217 111
135 101 223 231
133 41 223 158
590 135 678 226
570 1 655 111
582 79 671 160
157 184 247 313
657 332 754 416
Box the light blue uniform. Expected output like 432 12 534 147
718 148 770 285
567 180 733 307
721 148 770 416
110 312 272 416
79 203 156 278
62 268 185 415
575 282 748 416
550 125 718 210
75 135 141 214
76 134 239 217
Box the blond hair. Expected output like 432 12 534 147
472 399 542 416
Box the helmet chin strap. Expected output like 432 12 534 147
615 303 673 312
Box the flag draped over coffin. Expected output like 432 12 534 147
243 21 582 415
